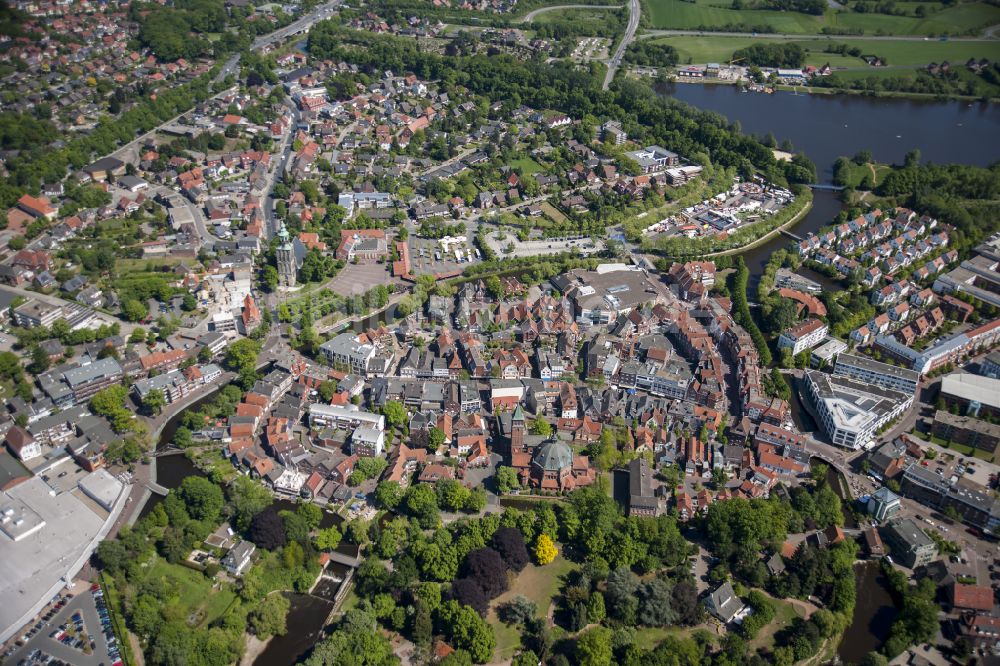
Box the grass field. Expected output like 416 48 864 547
145 558 237 628
642 0 1000 36
532 6 622 23
633 625 717 650
115 257 188 273
747 594 809 652
539 201 568 223
651 34 1000 67
509 156 546 175
487 553 577 660
837 160 893 188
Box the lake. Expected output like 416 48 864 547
662 83 1000 181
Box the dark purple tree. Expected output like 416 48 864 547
492 527 529 572
463 547 509 599
249 507 287 551
449 578 489 617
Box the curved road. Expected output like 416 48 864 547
603 0 641 89
517 3 622 23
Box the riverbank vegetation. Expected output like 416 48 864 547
879 561 939 659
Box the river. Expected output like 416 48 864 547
662 83 1000 181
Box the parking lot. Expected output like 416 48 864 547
6 584 122 666
324 261 395 296
407 234 481 275
483 229 604 259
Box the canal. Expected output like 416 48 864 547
838 561 898 663
662 83 1000 181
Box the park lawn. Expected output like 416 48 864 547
747 595 807 652
509 157 546 176
642 0 1000 35
487 553 577 661
145 558 237 628
633 625 716 651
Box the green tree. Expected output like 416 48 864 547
225 338 261 388
587 591 606 624
404 484 440 529
249 593 291 638
178 476 225 523
439 600 496 664
229 475 273 532
374 481 404 510
122 298 148 322
29 345 50 373
530 418 552 437
494 466 520 494
262 265 279 292
382 400 408 429
316 526 343 551
319 380 338 402
428 426 446 451
142 388 166 416
575 626 613 666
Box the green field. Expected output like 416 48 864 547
642 0 1000 35
649 34 1000 69
532 6 622 23
509 156 546 175
145 559 237 628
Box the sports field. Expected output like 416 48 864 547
642 0 1000 36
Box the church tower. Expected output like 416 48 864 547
275 222 296 288
510 403 525 452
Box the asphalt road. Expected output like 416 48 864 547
603 0 641 90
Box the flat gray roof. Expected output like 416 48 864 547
0 477 106 642
836 353 919 382
941 373 1000 410
63 357 122 388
